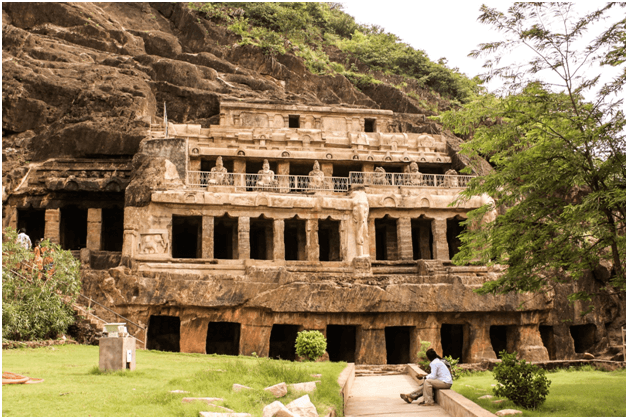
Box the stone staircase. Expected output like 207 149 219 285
355 364 408 376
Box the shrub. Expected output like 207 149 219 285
492 351 551 409
2 227 81 341
443 355 463 380
295 330 327 361
416 340 431 372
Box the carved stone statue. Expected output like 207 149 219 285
372 167 389 185
257 159 277 188
208 156 229 185
445 168 459 187
308 160 325 189
352 190 370 257
407 161 422 186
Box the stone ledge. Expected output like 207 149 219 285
337 363 355 409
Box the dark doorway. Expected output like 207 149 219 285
60 206 88 250
364 119 375 133
250 216 273 260
318 218 341 261
147 315 180 352
102 208 124 251
385 326 412 364
540 325 557 360
172 215 202 258
206 322 241 355
375 216 398 261
284 217 306 261
269 324 300 361
326 325 356 362
214 215 238 259
447 217 466 259
17 208 45 245
490 326 509 358
289 115 300 128
411 217 433 260
441 324 464 361
570 324 597 353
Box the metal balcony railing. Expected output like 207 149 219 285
187 171 473 192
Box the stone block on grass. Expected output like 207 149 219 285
479 395 493 399
288 381 317 393
233 384 253 392
496 409 522 417
285 395 317 417
262 401 295 417
264 382 287 397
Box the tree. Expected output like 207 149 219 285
2 227 81 341
441 3 625 304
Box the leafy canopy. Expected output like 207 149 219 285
441 3 626 303
2 227 81 341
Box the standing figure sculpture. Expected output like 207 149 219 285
352 190 370 257
308 160 325 189
208 156 229 185
257 159 277 189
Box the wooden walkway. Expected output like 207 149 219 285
344 374 451 417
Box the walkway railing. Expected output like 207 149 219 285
187 171 473 192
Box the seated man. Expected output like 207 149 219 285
257 159 277 189
406 161 423 186
208 156 229 185
445 169 459 187
400 349 453 406
308 160 325 189
372 167 390 185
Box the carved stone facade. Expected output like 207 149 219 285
4 102 624 364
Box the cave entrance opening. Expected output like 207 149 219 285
60 206 87 250
284 217 306 261
411 217 433 260
172 215 202 258
17 208 45 245
269 324 300 361
385 326 412 364
147 315 180 352
447 216 466 259
540 325 557 360
102 207 124 251
250 216 273 260
318 218 341 261
490 326 511 358
375 215 398 261
214 215 238 259
206 322 241 355
570 324 597 353
326 325 356 362
441 324 465 362
364 119 376 133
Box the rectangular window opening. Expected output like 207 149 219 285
364 118 376 133
289 115 300 129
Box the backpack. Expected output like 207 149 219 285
442 359 454 381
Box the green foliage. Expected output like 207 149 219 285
442 3 626 302
295 330 327 361
2 227 81 341
416 340 431 372
492 351 551 410
443 355 463 380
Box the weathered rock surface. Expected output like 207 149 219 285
288 382 317 393
262 401 295 417
495 409 522 417
285 395 318 417
264 382 288 398
232 384 253 393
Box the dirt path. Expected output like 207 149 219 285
344 374 451 417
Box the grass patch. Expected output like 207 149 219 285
2 345 346 417
454 368 626 417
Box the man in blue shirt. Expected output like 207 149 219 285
400 348 453 406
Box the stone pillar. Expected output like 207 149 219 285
4 206 18 230
356 328 387 364
362 163 374 173
273 219 285 260
466 323 497 363
44 208 61 245
233 159 246 187
418 220 432 259
86 208 102 251
189 159 201 172
306 219 319 262
240 324 272 357
513 324 550 362
277 161 290 192
321 163 333 177
202 216 214 259
368 218 376 258
385 224 398 260
432 218 449 260
180 317 208 354
416 316 443 358
397 217 413 261
297 223 307 261
238 216 250 260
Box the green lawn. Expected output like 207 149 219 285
454 368 626 417
2 344 346 417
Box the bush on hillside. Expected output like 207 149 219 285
492 351 551 409
295 330 327 361
2 227 81 341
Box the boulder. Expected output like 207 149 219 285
288 382 317 393
262 401 295 417
232 384 253 392
285 395 317 417
583 353 595 360
479 395 493 399
264 382 288 398
496 409 523 417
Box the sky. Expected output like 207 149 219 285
340 1 622 95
